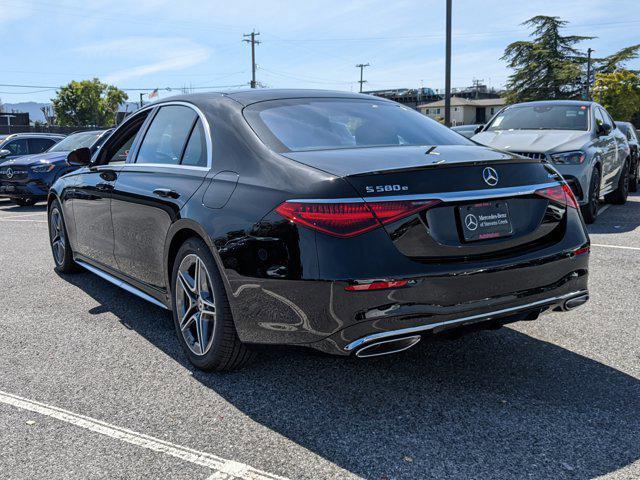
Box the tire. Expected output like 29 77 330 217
580 167 601 224
48 200 79 273
171 237 254 371
629 159 638 193
605 160 629 205
13 198 36 207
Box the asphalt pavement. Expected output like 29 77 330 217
0 195 638 480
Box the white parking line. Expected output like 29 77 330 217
591 243 640 251
597 204 611 215
0 390 288 480
0 218 47 223
0 212 47 219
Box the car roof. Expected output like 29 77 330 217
145 89 394 108
1 133 66 139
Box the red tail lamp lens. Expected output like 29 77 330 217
535 184 579 209
573 246 590 256
275 199 440 238
345 280 409 291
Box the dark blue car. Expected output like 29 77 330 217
0 129 111 206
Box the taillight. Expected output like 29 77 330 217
275 199 440 238
535 184 579 209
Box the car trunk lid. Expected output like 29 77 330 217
282 145 568 260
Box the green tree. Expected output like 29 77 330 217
503 16 640 103
502 16 591 103
593 69 640 122
52 78 127 127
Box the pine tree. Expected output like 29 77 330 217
502 16 592 103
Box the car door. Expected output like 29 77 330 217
111 104 210 289
593 107 617 190
70 111 150 270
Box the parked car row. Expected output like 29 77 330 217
0 130 111 206
41 90 590 371
468 100 636 223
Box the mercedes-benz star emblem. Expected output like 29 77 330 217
482 166 499 186
465 213 478 231
5 168 14 179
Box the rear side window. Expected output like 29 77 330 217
136 106 197 165
181 120 207 167
28 138 56 154
3 139 28 155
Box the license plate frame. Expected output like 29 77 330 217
458 201 513 242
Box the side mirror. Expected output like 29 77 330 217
598 123 612 136
67 147 92 166
0 149 11 159
474 125 484 134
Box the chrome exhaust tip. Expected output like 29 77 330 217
355 335 422 358
563 293 589 311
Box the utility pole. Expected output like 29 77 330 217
586 48 594 100
243 30 261 88
139 93 144 108
356 63 370 93
444 0 452 127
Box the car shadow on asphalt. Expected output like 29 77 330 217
60 272 640 480
589 192 640 235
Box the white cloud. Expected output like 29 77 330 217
74 37 210 84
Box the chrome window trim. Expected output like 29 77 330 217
121 101 212 171
287 181 561 204
119 163 209 172
345 290 588 352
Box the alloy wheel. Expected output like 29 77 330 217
175 254 217 356
50 208 66 266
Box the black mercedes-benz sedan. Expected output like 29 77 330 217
48 90 590 371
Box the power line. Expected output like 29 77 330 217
0 83 247 92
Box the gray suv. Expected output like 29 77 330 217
472 100 631 223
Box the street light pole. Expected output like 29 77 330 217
586 48 594 100
444 0 452 127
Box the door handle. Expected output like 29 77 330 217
99 170 117 182
153 188 180 199
96 183 114 192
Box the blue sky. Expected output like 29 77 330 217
1 0 639 104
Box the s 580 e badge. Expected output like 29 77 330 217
365 184 409 194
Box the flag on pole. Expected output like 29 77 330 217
148 89 159 99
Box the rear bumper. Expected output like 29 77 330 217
228 245 589 354
341 289 588 354
311 252 589 355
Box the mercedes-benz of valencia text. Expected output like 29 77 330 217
48 90 590 371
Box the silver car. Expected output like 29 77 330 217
472 100 631 223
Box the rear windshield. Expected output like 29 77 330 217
244 98 472 152
48 131 105 153
487 104 589 131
